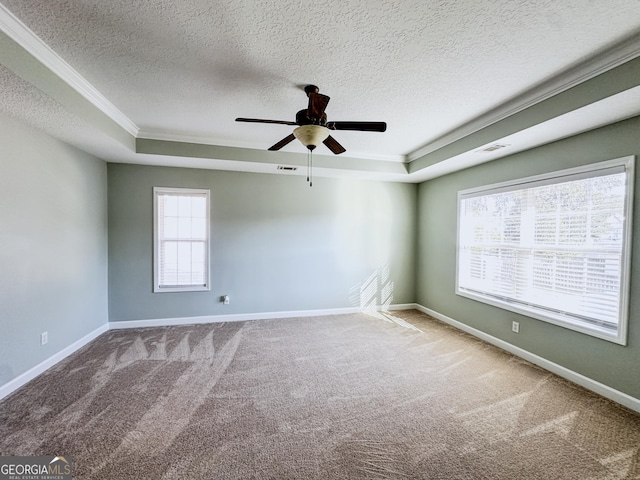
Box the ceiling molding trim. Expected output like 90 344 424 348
0 3 139 137
138 128 407 163
407 34 640 162
137 128 303 154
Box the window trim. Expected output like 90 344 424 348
456 156 635 345
153 186 211 293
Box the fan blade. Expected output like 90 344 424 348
323 135 346 155
327 121 387 132
236 117 297 126
268 134 296 151
307 93 330 120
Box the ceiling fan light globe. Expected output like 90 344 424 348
293 125 330 150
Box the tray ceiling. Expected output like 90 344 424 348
1 0 640 181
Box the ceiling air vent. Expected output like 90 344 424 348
277 165 297 171
476 144 510 153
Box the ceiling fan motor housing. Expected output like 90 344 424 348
296 108 327 126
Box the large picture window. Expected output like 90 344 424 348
456 157 634 344
154 187 210 293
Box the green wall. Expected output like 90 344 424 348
108 164 417 321
3 98 639 403
417 115 640 399
0 112 108 386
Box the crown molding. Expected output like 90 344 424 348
0 3 139 137
407 34 640 162
4 1 638 166
138 128 407 163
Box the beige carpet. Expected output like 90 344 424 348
1 310 639 479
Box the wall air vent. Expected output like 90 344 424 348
476 144 510 153
277 165 297 171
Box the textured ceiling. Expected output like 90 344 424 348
1 0 640 179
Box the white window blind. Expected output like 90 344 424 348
154 187 210 292
456 157 634 344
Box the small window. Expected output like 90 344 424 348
456 157 634 344
153 187 210 292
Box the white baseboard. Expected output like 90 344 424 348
110 307 358 329
0 323 109 402
109 304 418 329
415 304 640 414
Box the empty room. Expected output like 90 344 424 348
1 1 640 478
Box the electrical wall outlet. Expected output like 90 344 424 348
222 295 230 305
511 321 520 333
41 331 48 345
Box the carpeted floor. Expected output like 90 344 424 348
1 310 639 479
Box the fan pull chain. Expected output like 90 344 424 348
306 149 313 187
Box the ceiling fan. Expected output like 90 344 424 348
236 85 387 155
